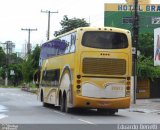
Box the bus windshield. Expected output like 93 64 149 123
82 31 128 49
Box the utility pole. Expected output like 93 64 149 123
1 41 10 86
132 0 139 104
41 10 58 40
21 28 37 54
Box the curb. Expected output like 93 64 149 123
21 87 37 93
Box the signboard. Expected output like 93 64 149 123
152 17 160 24
10 70 15 75
104 4 160 12
132 47 136 54
154 28 160 66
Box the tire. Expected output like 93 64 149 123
41 90 48 107
64 93 72 113
60 95 65 112
59 68 72 113
43 102 48 107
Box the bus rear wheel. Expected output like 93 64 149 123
60 93 72 113
59 68 72 113
64 93 72 113
60 95 65 112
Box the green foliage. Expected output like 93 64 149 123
0 67 5 79
0 49 24 85
138 33 154 58
8 63 23 86
0 47 6 67
21 45 40 83
137 55 160 80
136 33 160 80
0 41 41 85
54 15 90 36
21 59 34 83
9 53 23 64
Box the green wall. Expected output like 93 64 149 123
104 11 160 34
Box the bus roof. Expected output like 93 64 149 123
45 27 130 43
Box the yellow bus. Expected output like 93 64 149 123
37 27 132 114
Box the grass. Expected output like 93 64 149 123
0 85 20 88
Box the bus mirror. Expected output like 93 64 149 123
33 69 41 88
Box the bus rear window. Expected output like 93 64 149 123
82 31 128 49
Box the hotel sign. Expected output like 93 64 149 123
105 4 160 12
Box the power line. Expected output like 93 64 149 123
21 28 37 55
41 10 58 41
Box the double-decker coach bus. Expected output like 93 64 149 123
37 27 132 115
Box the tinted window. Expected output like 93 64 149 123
69 33 76 53
40 32 76 61
82 31 128 49
42 69 60 87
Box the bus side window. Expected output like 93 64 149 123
69 33 76 53
60 36 70 54
42 69 60 87
41 70 47 87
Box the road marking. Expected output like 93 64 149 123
0 105 8 119
53 110 66 116
78 119 95 125
0 114 8 119
129 108 160 114
0 105 8 112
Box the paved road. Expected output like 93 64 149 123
0 88 160 125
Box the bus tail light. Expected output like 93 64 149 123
76 74 82 94
77 80 81 84
126 77 131 97
126 81 130 86
76 90 81 94
126 86 130 91
77 75 81 79
77 85 81 89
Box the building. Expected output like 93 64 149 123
104 0 160 34
104 0 160 98
0 41 15 54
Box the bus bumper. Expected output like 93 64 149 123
74 96 130 109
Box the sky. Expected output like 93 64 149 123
0 0 159 52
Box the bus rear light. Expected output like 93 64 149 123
77 80 81 84
126 86 130 91
126 81 130 86
126 91 130 97
127 77 131 80
76 90 81 94
77 85 81 89
77 75 81 79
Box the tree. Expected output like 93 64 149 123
31 45 40 69
0 47 6 67
54 15 90 36
137 55 160 80
21 45 40 82
136 32 160 80
138 33 154 58
0 50 24 85
8 64 23 86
